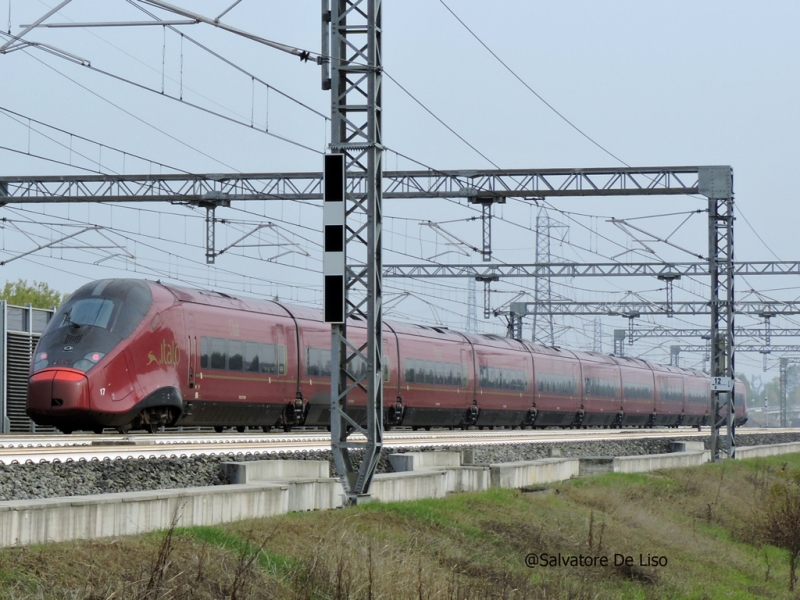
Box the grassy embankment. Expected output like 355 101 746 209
1 454 800 599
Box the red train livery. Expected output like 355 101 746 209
26 279 747 433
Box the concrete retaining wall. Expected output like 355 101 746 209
613 451 708 473
735 442 800 460
6 441 800 549
490 458 580 488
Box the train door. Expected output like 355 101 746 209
272 323 290 404
186 314 196 392
461 347 472 411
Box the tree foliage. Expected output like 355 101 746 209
0 279 65 309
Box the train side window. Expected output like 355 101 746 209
228 340 244 371
434 363 444 385
307 348 319 376
424 364 434 384
405 358 416 383
245 341 261 372
200 336 210 368
383 355 390 382
210 337 227 370
306 347 332 377
623 382 653 400
260 344 276 373
537 372 577 395
278 345 286 375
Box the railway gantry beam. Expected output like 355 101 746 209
325 0 383 503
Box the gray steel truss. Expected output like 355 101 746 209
532 208 558 345
678 345 800 353
627 327 800 339
506 300 798 317
382 261 800 278
325 0 383 502
0 165 727 203
704 168 735 460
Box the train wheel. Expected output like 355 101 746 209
425 426 432 431
144 423 158 434
262 426 272 433
60 428 73 435
236 426 246 433
93 427 104 434
117 423 131 435
412 426 419 431
283 423 292 433
214 426 224 433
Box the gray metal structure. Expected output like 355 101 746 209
778 357 800 428
324 0 383 502
0 164 741 462
626 327 800 339
704 168 735 460
532 208 556 345
505 300 798 317
0 166 719 202
0 301 54 433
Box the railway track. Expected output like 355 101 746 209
0 427 788 465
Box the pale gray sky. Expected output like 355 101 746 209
0 0 798 379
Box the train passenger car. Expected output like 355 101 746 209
27 277 744 434
682 368 710 427
612 356 656 427
573 351 623 427
525 345 582 428
386 323 472 429
469 334 532 428
650 363 686 426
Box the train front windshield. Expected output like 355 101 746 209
33 280 152 373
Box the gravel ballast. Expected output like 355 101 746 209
1 431 799 502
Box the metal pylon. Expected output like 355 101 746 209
702 167 736 461
532 208 565 345
467 278 478 332
324 0 383 502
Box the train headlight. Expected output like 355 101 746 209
33 352 48 372
72 352 106 372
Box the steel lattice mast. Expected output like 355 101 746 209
325 0 383 501
532 208 555 345
703 168 735 460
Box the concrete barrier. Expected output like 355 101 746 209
735 442 800 460
612 451 707 473
371 470 447 502
7 444 800 549
387 451 461 472
387 452 490 495
670 441 705 453
489 458 580 488
220 459 329 483
0 483 292 547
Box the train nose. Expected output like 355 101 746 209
27 369 90 414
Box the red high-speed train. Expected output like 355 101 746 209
26 279 747 434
